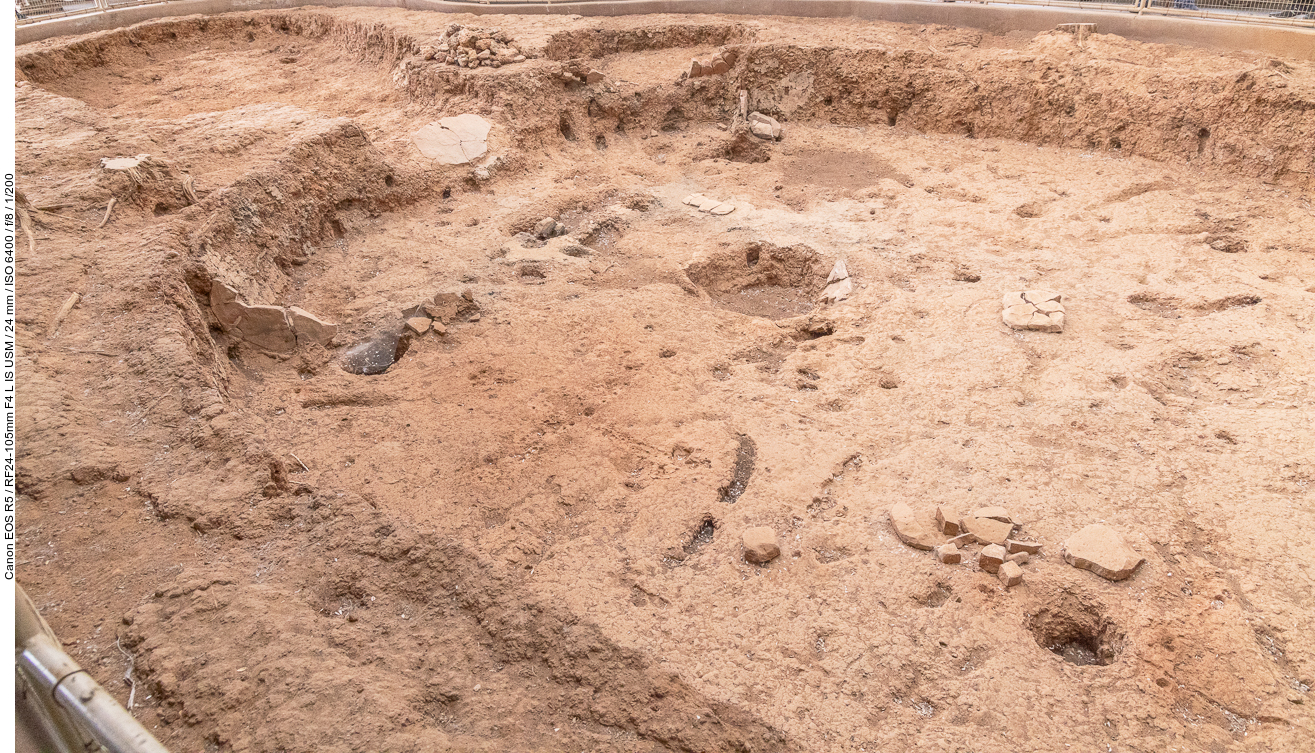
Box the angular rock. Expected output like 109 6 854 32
973 506 1013 524
210 282 296 353
935 506 961 536
1002 290 1065 333
748 111 782 141
742 526 781 564
1006 552 1030 565
533 217 558 239
683 193 708 207
961 516 1015 546
710 57 729 75
979 544 1006 574
1006 539 1042 555
820 258 853 304
1061 524 1145 581
948 532 977 549
722 49 738 66
934 543 961 565
998 560 1024 587
586 69 605 84
426 292 480 324
405 317 432 335
888 502 938 551
288 306 338 347
688 59 703 78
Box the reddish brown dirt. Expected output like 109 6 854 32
14 9 1315 753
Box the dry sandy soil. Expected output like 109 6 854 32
13 8 1315 753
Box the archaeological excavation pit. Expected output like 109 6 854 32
13 7 1315 753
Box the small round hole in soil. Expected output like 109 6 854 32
1026 596 1124 666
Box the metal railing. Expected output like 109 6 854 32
15 585 170 753
12 0 1315 27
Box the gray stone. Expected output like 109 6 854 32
748 111 782 141
533 217 557 239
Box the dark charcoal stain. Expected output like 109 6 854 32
683 516 717 555
718 435 756 504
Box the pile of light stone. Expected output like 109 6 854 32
421 25 527 68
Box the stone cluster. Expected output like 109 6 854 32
890 503 1045 589
890 502 1147 586
688 49 738 79
421 25 526 69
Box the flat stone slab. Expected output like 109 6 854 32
889 502 938 551
413 114 492 165
973 506 1014 524
961 516 1015 546
211 281 295 353
682 193 735 216
1006 539 1042 555
1003 290 1065 332
1062 524 1145 581
288 306 337 347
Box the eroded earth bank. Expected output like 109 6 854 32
13 9 1315 752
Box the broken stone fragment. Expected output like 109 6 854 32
935 506 961 536
710 56 729 75
688 59 703 78
948 532 977 549
432 321 448 335
888 502 938 551
288 306 338 347
1061 524 1145 581
586 69 605 84
820 258 853 304
210 281 296 352
1006 539 1042 555
998 560 1024 587
979 544 1006 574
973 506 1013 524
748 112 782 141
708 203 735 216
935 543 962 565
1006 552 1030 565
412 114 492 165
742 526 781 564
405 317 431 335
533 217 558 239
961 516 1015 546
1002 290 1065 332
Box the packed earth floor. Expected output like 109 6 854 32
13 8 1315 753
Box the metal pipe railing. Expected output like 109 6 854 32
14 585 170 753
